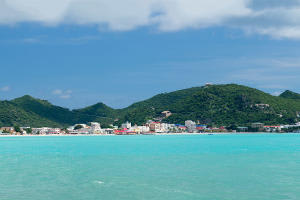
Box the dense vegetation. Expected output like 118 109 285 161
279 90 300 100
118 84 300 126
1 84 300 127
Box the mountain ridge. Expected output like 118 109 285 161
1 84 300 127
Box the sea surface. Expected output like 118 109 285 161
0 134 300 200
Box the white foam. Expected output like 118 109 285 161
94 180 104 184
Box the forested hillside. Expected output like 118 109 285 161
1 84 300 127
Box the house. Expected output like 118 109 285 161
161 111 172 118
264 126 281 132
237 127 248 132
255 104 270 109
251 123 264 129
0 127 14 134
0 130 9 135
176 124 187 132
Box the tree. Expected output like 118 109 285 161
2 129 9 134
14 126 21 133
226 124 237 131
25 128 32 134
74 125 83 130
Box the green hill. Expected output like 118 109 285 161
118 84 300 126
5 96 116 127
0 99 63 127
279 90 300 100
73 103 117 127
11 95 75 126
1 84 300 127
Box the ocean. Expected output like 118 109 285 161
0 134 300 200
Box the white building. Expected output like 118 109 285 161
129 125 150 134
185 120 197 133
32 127 51 135
121 121 132 129
32 127 62 135
138 126 150 133
103 128 114 134
47 128 62 134
90 122 103 134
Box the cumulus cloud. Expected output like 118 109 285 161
0 86 10 92
1 0 300 39
52 89 72 99
272 91 283 96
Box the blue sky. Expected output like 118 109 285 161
1 0 300 109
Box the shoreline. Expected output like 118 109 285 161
0 132 298 137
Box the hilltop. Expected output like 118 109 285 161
1 84 300 127
279 90 300 100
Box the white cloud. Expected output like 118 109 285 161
52 89 63 95
272 91 282 96
1 0 300 39
0 86 10 92
21 38 41 43
52 89 72 99
60 94 72 99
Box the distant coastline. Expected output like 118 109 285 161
1 132 298 137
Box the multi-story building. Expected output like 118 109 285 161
32 127 50 135
90 122 102 134
47 128 62 134
149 122 161 132
185 120 197 133
121 121 132 129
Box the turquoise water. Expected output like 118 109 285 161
1 134 300 200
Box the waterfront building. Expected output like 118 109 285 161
77 128 91 134
121 121 132 129
90 122 103 134
149 122 162 132
185 120 197 133
138 126 150 133
0 127 14 134
103 128 114 134
0 130 9 135
176 124 187 132
196 125 207 132
237 127 248 132
251 123 264 129
264 126 281 132
47 128 62 134
32 127 51 135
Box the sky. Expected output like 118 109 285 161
1 0 300 109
